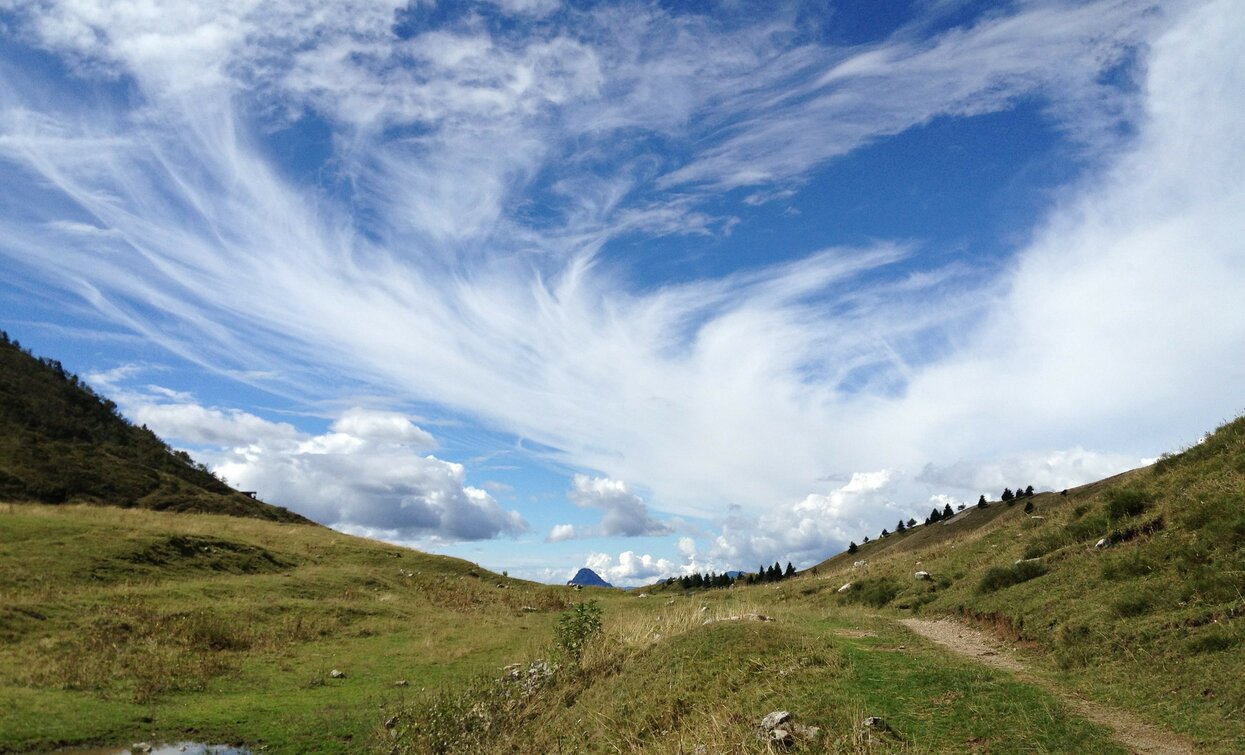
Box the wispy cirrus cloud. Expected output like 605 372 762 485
1 0 1242 576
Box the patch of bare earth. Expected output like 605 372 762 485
900 618 1195 755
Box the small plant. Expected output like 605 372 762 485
1106 488 1149 520
839 577 900 608
978 561 1048 593
555 601 602 663
1111 592 1154 617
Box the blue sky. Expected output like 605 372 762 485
2 0 1243 586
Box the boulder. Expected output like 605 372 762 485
131 744 153 754
863 716 888 730
914 571 931 580
393 679 409 687
329 669 346 679
838 582 853 593
853 560 868 568
1095 538 1109 549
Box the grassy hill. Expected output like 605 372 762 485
0 503 569 752
799 414 1245 751
0 331 307 523
3 333 1241 752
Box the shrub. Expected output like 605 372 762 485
839 578 900 608
1055 623 1094 669
555 601 602 662
1184 628 1240 654
978 561 1048 594
1111 592 1154 617
1106 489 1149 520
1099 549 1156 580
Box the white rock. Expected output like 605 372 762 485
760 710 792 730
329 669 346 679
915 571 931 580
838 582 853 593
1095 538 1109 549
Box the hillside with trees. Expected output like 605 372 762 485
0 332 308 523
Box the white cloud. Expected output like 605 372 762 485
1 0 1241 567
565 474 672 538
583 550 677 587
330 408 437 448
94 377 525 541
547 523 576 542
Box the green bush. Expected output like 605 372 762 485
555 601 602 662
1066 513 1109 542
839 578 901 608
1055 623 1095 669
1111 592 1154 618
978 560 1048 594
1106 489 1149 520
1099 549 1156 580
1184 628 1240 654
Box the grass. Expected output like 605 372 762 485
0 503 568 753
803 414 1245 753
384 604 1127 754
5 415 1245 752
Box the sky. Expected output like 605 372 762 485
1 0 1242 587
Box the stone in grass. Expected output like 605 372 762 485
838 582 853 593
1096 538 1110 549
760 711 792 730
329 669 346 679
393 679 409 687
863 716 889 731
915 571 932 580
758 711 820 747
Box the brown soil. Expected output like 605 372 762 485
900 618 1195 755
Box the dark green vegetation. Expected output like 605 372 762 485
0 332 306 523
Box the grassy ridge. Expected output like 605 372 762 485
804 415 1245 752
0 504 569 753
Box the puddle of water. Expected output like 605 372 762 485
48 743 250 755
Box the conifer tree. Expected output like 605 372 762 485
943 503 954 518
784 562 795 578
1001 487 1014 502
896 520 906 533
977 494 988 507
848 541 858 554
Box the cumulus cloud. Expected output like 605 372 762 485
95 375 525 541
565 474 672 538
547 523 577 542
583 551 677 588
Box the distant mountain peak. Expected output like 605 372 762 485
567 567 612 588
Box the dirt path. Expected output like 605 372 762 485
900 618 1195 755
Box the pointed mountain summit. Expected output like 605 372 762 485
0 331 309 524
567 567 613 588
